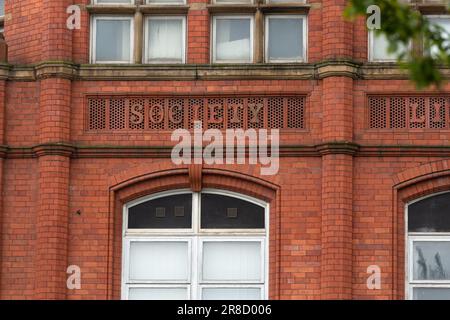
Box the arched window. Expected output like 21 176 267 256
122 189 268 300
407 191 450 300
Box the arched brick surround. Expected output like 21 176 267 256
106 167 280 300
392 160 450 299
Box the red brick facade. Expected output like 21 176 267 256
1 0 450 300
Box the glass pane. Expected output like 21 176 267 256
202 287 261 300
0 0 4 16
202 241 261 281
129 241 189 281
201 194 264 229
413 287 450 300
147 19 183 62
96 19 131 62
128 194 192 229
268 18 303 61
428 18 450 57
413 241 450 280
216 18 251 62
408 192 450 232
129 287 187 300
372 32 407 61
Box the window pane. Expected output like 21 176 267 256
408 192 450 232
413 241 450 280
129 287 187 300
128 194 192 229
268 18 303 61
216 18 251 62
129 241 189 281
202 287 261 300
95 19 131 62
371 32 406 61
428 17 450 57
201 193 264 229
202 241 261 281
147 19 183 62
413 287 450 300
0 0 4 16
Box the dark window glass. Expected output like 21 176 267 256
201 194 264 229
409 192 450 232
128 194 192 229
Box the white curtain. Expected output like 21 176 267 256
202 241 261 281
129 241 189 281
373 32 406 61
216 19 250 61
147 19 183 62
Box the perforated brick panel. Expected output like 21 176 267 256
87 98 106 130
368 96 450 130
86 95 306 131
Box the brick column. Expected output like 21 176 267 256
320 0 355 299
35 0 73 299
0 78 5 297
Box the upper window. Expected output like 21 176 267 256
144 16 186 63
265 15 306 63
212 16 254 63
407 192 450 300
368 31 408 62
426 16 450 57
91 16 134 63
0 0 4 17
122 189 268 300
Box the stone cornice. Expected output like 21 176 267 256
4 60 447 81
315 60 361 79
4 143 450 159
315 142 360 156
32 143 76 157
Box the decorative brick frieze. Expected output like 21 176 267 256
86 95 306 131
368 95 450 130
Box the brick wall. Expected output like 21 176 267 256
1 0 450 300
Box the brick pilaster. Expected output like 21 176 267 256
320 0 355 294
321 0 354 59
34 0 73 297
0 79 5 298
41 0 73 61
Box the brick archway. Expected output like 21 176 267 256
106 167 280 300
392 160 450 299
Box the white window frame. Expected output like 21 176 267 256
92 0 135 4
405 191 450 300
90 15 134 64
122 188 269 300
144 15 186 64
264 14 307 63
211 15 254 64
